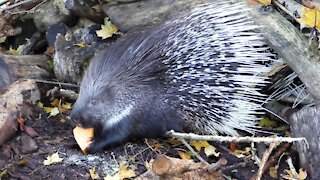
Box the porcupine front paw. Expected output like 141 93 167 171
86 140 107 153
85 130 129 153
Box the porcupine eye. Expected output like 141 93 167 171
89 100 97 107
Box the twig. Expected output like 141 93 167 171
7 0 47 14
262 143 291 175
0 0 9 6
178 138 209 166
255 142 277 180
26 79 80 88
168 131 308 148
0 0 34 12
221 161 248 172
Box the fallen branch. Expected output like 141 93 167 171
254 142 277 180
167 131 308 148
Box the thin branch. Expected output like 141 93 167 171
168 131 308 148
26 79 80 88
178 138 210 166
255 142 277 180
0 0 35 13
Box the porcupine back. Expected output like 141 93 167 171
162 1 274 135
79 1 275 138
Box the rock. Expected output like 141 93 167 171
20 133 38 154
33 0 76 32
0 80 40 146
46 23 70 46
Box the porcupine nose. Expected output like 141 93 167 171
70 108 80 127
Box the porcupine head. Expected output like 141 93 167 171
71 1 275 153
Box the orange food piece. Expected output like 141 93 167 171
73 126 94 153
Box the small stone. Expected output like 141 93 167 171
20 133 38 154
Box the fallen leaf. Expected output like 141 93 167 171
89 168 100 180
230 142 239 152
178 151 192 160
60 102 72 113
74 42 88 47
145 159 154 171
204 145 220 157
37 102 44 108
43 153 63 165
104 173 120 180
51 99 60 107
231 147 251 158
17 159 28 165
298 169 307 180
119 166 136 179
59 118 66 123
269 166 278 179
9 45 24 55
258 116 278 127
96 17 119 39
43 107 53 114
49 107 60 116
0 169 7 178
191 140 210 151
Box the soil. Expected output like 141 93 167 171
0 99 291 179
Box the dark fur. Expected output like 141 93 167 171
71 28 186 152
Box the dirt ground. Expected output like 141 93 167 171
0 98 292 180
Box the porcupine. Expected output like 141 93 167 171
71 1 276 153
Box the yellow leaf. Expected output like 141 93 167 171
0 37 6 43
258 0 271 5
51 99 60 107
178 151 191 160
204 145 220 157
74 42 88 47
43 107 53 113
258 116 277 127
96 18 119 39
61 102 72 110
50 107 60 116
119 166 136 179
89 168 100 180
9 45 24 55
60 118 66 123
269 166 278 179
43 153 63 165
298 169 307 180
145 159 154 171
0 169 8 178
37 102 44 108
104 173 120 180
232 147 251 158
190 140 210 151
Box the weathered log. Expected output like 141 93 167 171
0 80 40 146
290 106 320 180
248 3 320 104
103 0 214 32
53 34 109 84
2 54 52 79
